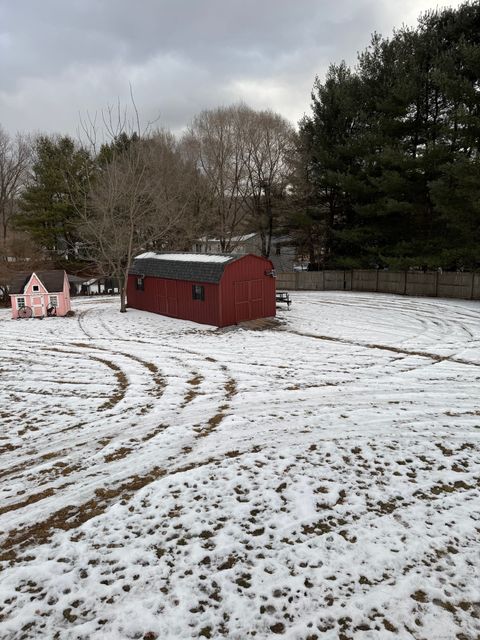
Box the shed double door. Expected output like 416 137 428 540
234 280 264 322
155 280 178 317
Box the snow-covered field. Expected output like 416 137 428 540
0 292 479 640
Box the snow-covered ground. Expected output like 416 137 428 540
0 292 479 640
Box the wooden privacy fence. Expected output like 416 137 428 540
276 270 480 301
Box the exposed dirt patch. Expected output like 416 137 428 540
0 447 256 564
0 443 20 454
141 424 168 442
92 357 128 411
194 406 228 439
103 447 133 463
224 378 237 400
0 488 55 516
238 318 284 331
182 373 204 406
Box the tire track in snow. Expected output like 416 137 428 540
0 307 242 533
0 445 261 563
282 326 480 367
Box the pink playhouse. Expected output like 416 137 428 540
9 270 71 319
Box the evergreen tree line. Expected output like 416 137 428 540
296 1 480 270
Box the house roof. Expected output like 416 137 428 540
197 232 258 244
9 270 66 295
68 274 88 285
130 252 241 284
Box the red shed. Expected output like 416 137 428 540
127 252 276 327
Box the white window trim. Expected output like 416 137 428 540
49 295 58 307
17 297 26 308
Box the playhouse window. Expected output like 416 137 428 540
32 285 39 292
192 284 205 301
17 297 26 308
49 295 58 307
135 277 144 291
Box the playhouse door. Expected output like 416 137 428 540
31 296 45 317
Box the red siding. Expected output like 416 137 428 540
127 254 276 327
219 255 276 326
127 276 220 326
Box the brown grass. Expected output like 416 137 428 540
103 447 133 463
194 406 228 439
224 378 237 400
92 357 128 411
0 488 55 517
182 373 204 406
0 447 254 564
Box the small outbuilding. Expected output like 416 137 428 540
127 252 276 327
9 270 71 319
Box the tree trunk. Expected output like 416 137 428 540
1 203 6 243
260 229 267 257
266 205 273 258
119 272 127 313
263 184 273 258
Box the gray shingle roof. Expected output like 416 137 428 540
129 253 241 284
9 270 66 294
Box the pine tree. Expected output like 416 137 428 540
16 135 92 265
297 1 480 269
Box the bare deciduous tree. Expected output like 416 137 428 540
0 126 31 244
241 109 296 257
186 105 251 252
79 132 197 312
186 105 296 256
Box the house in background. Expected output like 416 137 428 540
81 277 119 295
193 233 259 255
68 274 89 296
9 270 71 319
128 252 276 327
193 232 298 272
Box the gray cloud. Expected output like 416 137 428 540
0 0 465 137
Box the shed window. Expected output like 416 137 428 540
17 297 26 309
135 277 144 291
32 285 39 292
192 284 205 301
49 295 58 307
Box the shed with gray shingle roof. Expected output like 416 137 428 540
127 252 276 327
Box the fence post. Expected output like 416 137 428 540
375 269 379 293
471 272 475 300
403 271 407 295
435 270 439 297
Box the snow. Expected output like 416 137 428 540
196 233 257 243
135 252 232 263
0 291 479 640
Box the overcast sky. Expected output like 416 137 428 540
0 0 465 138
